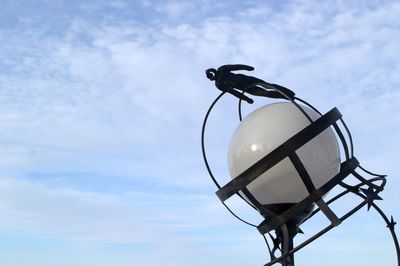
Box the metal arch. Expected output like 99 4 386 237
201 91 259 226
294 97 323 116
238 90 245 121
201 91 225 189
340 117 355 158
369 203 400 265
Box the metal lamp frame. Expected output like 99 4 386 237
201 82 399 266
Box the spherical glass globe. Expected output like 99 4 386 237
228 102 340 206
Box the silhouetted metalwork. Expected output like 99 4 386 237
201 64 399 266
206 64 295 103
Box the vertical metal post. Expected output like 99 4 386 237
280 224 295 266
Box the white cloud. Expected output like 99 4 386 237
0 175 167 241
0 1 399 265
0 175 240 243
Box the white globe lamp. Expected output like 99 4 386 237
228 102 340 213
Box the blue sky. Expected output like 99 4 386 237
0 0 399 265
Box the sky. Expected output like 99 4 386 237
0 0 399 265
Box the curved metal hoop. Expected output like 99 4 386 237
201 91 225 189
201 91 259 226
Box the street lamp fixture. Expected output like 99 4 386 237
201 64 399 265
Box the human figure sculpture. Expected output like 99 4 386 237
206 64 295 103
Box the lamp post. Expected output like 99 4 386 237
201 64 399 265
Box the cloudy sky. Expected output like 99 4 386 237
0 0 399 265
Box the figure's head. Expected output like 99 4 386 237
205 68 217 81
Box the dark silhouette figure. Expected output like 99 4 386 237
206 64 295 103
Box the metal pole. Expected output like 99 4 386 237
280 224 295 266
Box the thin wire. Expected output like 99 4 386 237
222 202 258 227
294 97 323 116
358 164 387 178
262 233 274 261
339 118 354 158
238 93 243 121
